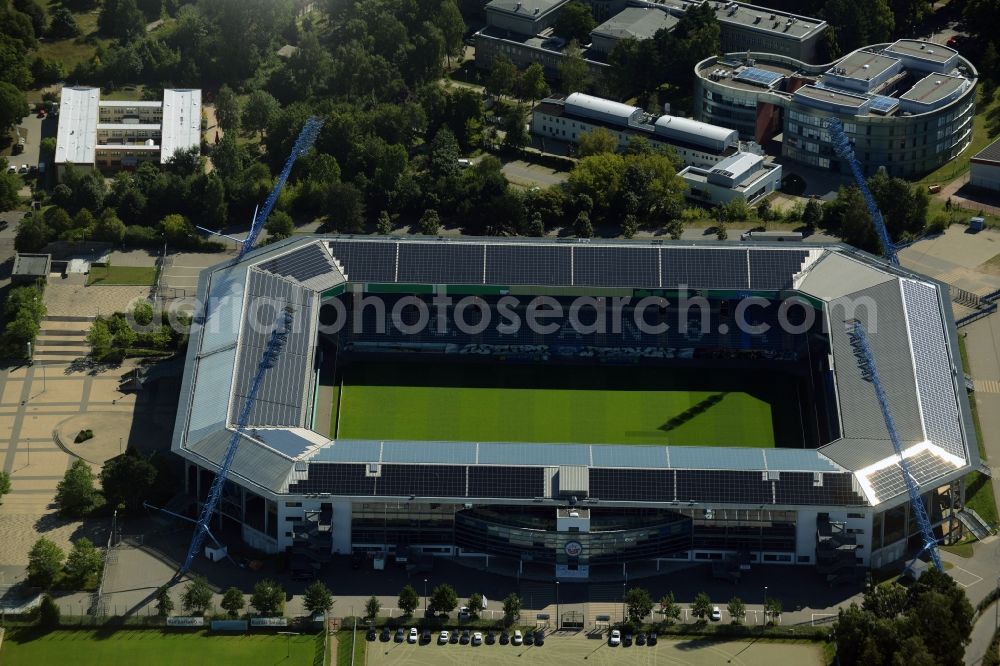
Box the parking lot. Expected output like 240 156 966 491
363 632 825 666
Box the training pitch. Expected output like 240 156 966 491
0 629 320 665
330 362 795 447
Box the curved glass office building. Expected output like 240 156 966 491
695 39 977 178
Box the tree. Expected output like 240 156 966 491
376 210 393 235
155 585 174 616
48 6 79 38
182 576 213 615
250 579 284 616
527 212 544 237
28 538 64 588
487 56 516 99
38 593 60 629
304 581 334 615
364 594 380 621
467 592 483 620
326 181 365 232
399 584 419 616
764 596 782 623
891 636 936 666
14 214 50 251
517 63 549 104
65 538 102 587
727 597 746 624
0 82 29 136
428 127 461 181
99 0 145 39
554 0 596 42
221 587 245 618
622 213 638 239
56 459 100 517
502 593 521 623
691 592 712 621
558 40 590 93
862 582 908 619
435 0 465 66
802 198 822 230
624 587 654 624
242 90 279 139
429 584 458 614
264 210 294 240
100 450 157 511
716 221 728 240
0 159 21 212
577 127 618 157
574 210 593 238
419 209 441 235
86 319 113 360
824 186 878 253
0 470 10 503
501 105 529 151
214 85 241 134
658 592 681 625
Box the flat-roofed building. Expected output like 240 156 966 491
589 7 678 56
714 2 827 62
679 150 782 204
695 41 977 178
531 92 743 168
55 87 202 178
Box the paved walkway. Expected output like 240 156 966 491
43 281 151 318
899 226 1000 296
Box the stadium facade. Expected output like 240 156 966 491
695 40 977 178
172 236 978 580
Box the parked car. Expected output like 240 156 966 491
421 628 431 644
449 630 459 644
609 629 621 646
472 632 482 646
366 627 376 641
636 632 647 646
533 631 544 646
458 606 471 621
380 627 391 642
512 630 523 645
460 629 470 644
485 630 496 645
408 627 418 643
394 628 404 642
500 630 510 645
623 633 633 647
19 164 27 174
5 166 14 174
438 630 450 645
648 631 658 646
711 606 722 622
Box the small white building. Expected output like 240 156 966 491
55 87 202 178
970 137 1000 192
530 92 741 169
678 151 782 205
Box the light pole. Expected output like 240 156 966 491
555 581 560 632
423 578 428 616
622 582 626 624
762 585 768 628
277 631 299 658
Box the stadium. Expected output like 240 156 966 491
171 236 978 581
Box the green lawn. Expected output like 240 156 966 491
332 362 782 447
1 629 321 666
87 265 158 286
336 628 365 666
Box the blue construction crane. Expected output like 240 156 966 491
179 306 295 575
825 118 898 265
846 320 942 573
197 116 323 260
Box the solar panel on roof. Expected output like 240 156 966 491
258 244 333 283
735 67 783 87
485 244 571 285
869 95 899 114
574 246 659 288
327 240 397 282
398 243 483 284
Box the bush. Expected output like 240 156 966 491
927 213 952 235
124 225 161 247
74 429 94 444
38 594 61 629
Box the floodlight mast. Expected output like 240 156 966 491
846 320 942 573
825 118 898 265
178 306 295 575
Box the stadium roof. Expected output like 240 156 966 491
173 237 975 509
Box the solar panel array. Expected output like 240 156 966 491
735 67 784 87
866 449 957 502
468 466 545 498
322 240 811 291
869 95 900 114
231 271 314 427
258 243 334 283
901 280 965 459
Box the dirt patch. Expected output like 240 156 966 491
976 253 1000 276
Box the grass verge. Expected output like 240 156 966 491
958 335 999 531
87 265 158 286
336 627 365 666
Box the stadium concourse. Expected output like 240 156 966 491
171 236 978 583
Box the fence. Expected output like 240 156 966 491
957 303 998 327
90 509 117 616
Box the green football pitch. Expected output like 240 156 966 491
330 362 799 447
0 629 320 665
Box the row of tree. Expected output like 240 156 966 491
156 577 333 618
27 536 103 589
54 450 161 519
622 588 781 627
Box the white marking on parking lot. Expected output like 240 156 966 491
949 565 983 588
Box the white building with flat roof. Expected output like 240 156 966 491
678 150 782 204
55 87 202 178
